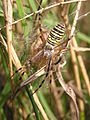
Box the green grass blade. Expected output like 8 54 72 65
38 90 57 120
25 85 40 120
16 0 25 18
0 47 11 108
77 32 90 44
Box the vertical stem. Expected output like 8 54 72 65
25 86 40 120
3 0 17 119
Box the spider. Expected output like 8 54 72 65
12 22 71 98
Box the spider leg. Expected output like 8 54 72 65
54 53 66 67
11 85 21 100
39 14 46 46
11 50 44 80
11 65 46 99
32 55 52 95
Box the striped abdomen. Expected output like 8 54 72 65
46 23 65 48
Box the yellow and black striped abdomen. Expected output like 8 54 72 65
47 23 65 47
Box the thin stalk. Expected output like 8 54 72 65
2 0 17 119
25 85 40 120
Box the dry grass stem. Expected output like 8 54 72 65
78 10 90 20
3 0 14 89
73 47 90 52
69 2 82 38
56 64 79 120
70 100 77 120
68 81 86 102
70 44 84 111
72 38 90 96
2 0 17 119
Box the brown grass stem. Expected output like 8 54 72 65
70 44 84 112
2 0 17 119
72 47 90 52
3 0 14 90
72 38 90 96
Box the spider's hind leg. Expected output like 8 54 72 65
32 56 52 95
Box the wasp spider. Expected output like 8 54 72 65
12 22 68 97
